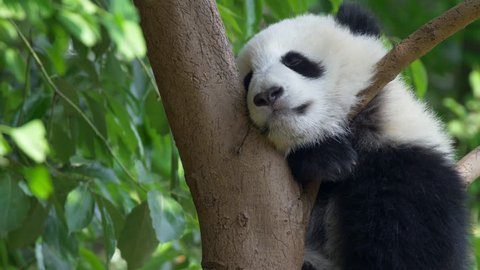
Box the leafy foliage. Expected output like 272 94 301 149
0 0 198 268
0 0 479 269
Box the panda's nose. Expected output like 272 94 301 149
254 86 284 107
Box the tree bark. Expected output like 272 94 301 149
458 146 480 184
134 0 315 269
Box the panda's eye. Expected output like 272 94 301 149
243 71 253 91
281 51 324 78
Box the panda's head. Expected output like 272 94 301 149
237 4 385 153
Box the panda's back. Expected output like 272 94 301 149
305 86 469 269
329 143 467 269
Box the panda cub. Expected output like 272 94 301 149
236 3 469 270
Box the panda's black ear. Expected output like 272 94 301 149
335 2 380 37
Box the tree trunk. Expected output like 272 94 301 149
134 0 314 269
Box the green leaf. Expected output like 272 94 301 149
42 210 78 269
147 190 185 243
330 0 343 13
23 165 54 200
0 20 18 41
140 243 178 270
63 0 97 14
287 0 308 14
447 120 464 138
244 0 263 38
64 184 95 233
0 173 30 237
95 195 118 260
110 0 138 20
45 24 69 75
100 15 146 60
10 120 50 163
148 132 172 179
118 202 159 270
22 0 54 25
409 60 428 98
58 10 100 47
84 92 108 137
50 175 78 206
21 92 52 122
49 120 75 162
218 4 242 34
4 48 26 82
469 69 480 98
444 98 467 117
144 90 170 136
98 196 125 238
265 0 291 19
121 21 146 58
0 0 26 19
0 134 11 156
7 198 48 249
78 247 106 270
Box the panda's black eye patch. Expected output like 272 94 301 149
281 51 324 78
243 71 253 91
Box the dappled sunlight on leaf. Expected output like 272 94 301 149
23 165 54 200
10 120 50 163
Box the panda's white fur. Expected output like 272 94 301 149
236 14 452 157
237 4 468 270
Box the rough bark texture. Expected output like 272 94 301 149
349 0 480 118
458 146 480 184
134 0 315 269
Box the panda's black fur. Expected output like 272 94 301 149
335 3 381 37
237 3 469 270
294 95 468 270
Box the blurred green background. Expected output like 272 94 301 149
0 0 479 269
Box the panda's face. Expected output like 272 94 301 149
242 48 338 153
237 15 385 152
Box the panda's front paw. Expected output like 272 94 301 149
286 135 358 184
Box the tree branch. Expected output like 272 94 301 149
349 0 480 118
458 146 480 184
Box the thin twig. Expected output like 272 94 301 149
137 57 161 99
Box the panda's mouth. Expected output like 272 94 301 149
269 101 312 115
257 101 313 134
